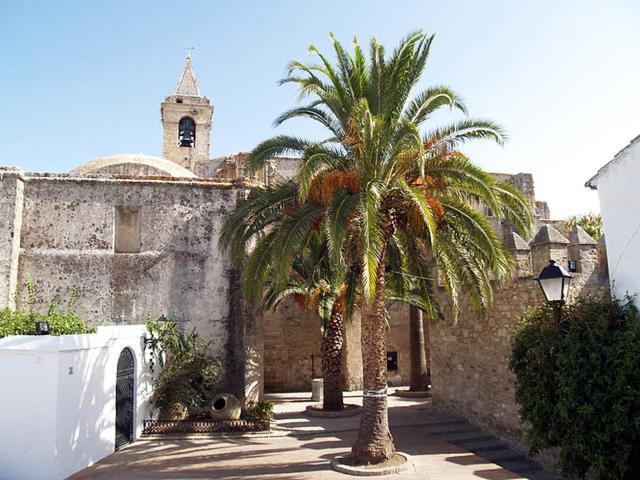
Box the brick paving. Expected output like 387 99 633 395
69 391 561 480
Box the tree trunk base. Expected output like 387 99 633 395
322 374 344 411
351 394 395 464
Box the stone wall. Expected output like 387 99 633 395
263 298 322 392
262 300 428 393
1 168 261 400
429 224 609 437
0 168 24 309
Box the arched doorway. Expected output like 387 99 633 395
115 348 135 451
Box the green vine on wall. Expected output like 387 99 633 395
0 279 92 338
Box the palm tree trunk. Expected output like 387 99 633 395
409 305 430 391
352 242 395 464
321 307 344 411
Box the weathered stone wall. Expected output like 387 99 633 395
430 227 609 437
0 168 24 309
263 298 322 392
262 300 428 393
5 171 262 399
431 279 542 437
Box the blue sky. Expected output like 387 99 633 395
1 0 638 217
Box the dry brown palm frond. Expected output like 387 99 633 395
308 170 362 206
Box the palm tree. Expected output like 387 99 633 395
220 181 359 412
242 31 533 464
263 231 354 411
408 305 430 391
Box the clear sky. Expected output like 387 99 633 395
1 0 638 218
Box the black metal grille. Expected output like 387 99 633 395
115 348 135 451
143 419 268 434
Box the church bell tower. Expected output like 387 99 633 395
161 53 213 172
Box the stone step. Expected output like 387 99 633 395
470 443 514 455
420 419 469 429
476 450 529 463
500 459 543 474
418 417 565 479
437 432 497 444
426 426 485 436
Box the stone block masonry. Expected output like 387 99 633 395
429 223 609 439
0 167 24 309
0 168 262 402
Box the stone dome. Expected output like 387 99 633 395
71 154 197 178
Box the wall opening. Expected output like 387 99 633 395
114 206 141 253
115 347 135 451
178 116 196 147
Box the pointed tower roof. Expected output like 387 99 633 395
569 226 598 246
529 224 570 246
504 231 531 251
175 52 201 97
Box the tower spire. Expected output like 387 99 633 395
175 51 200 97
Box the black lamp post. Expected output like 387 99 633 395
535 259 572 320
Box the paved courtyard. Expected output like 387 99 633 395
69 391 559 480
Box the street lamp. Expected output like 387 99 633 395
535 260 572 321
535 260 572 303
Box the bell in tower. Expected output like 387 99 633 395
178 117 196 147
160 52 214 172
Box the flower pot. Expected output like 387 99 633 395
209 393 241 420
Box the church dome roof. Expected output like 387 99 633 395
71 154 197 178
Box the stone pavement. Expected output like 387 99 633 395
69 390 562 480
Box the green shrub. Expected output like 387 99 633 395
510 295 640 479
145 318 222 415
0 283 93 338
242 400 274 428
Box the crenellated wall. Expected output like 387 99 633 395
429 224 609 439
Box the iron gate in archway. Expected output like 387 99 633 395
115 348 135 451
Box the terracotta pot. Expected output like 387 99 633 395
209 393 241 420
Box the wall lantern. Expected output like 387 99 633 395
35 321 50 335
535 260 572 304
144 314 168 347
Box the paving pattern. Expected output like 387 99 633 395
69 391 563 480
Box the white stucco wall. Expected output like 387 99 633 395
591 139 640 299
0 325 152 480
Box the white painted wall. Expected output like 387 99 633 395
592 139 640 299
0 325 153 480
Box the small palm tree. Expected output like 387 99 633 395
220 181 355 411
263 231 355 411
242 32 533 464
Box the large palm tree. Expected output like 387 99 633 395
241 32 533 464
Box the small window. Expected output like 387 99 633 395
387 351 398 371
178 116 196 147
114 206 141 253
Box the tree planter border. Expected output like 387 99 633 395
393 389 431 398
331 452 414 476
142 419 269 434
304 404 362 418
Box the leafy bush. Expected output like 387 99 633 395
242 400 274 428
510 295 640 479
0 282 93 338
145 318 222 416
